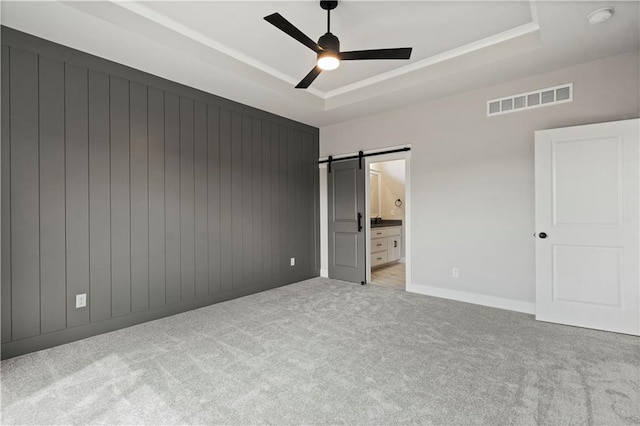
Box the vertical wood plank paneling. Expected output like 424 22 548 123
311 134 319 274
271 124 281 282
2 29 320 355
296 131 306 280
293 130 302 280
218 109 232 292
252 118 263 287
241 115 253 289
180 97 195 300
88 70 112 322
303 133 313 275
279 127 289 282
130 82 149 312
148 87 166 308
291 130 299 280
194 101 208 298
312 134 320 273
303 133 318 276
39 56 66 333
301 133 309 276
164 92 181 304
287 128 296 282
9 48 40 339
109 75 131 317
261 122 272 285
231 111 243 289
207 106 221 295
1 45 12 342
65 64 90 327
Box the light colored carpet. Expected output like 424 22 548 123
1 277 639 425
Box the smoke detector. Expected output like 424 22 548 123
588 7 614 24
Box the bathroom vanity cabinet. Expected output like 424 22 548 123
371 226 402 267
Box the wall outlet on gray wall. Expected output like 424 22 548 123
290 257 295 267
452 267 459 278
76 294 87 308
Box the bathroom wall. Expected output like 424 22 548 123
377 160 406 221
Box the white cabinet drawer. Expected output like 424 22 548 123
371 228 388 238
371 238 387 253
371 226 401 238
371 251 388 267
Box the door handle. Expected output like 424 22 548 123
357 212 363 232
394 240 397 248
538 232 547 239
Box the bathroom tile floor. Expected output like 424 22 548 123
370 262 405 290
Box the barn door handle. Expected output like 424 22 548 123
357 212 363 232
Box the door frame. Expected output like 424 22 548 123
365 147 412 287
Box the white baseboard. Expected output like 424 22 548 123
406 283 535 315
320 269 329 278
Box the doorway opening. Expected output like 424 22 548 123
366 152 410 290
321 145 410 286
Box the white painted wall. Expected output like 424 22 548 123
319 51 640 312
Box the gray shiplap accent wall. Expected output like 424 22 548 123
1 27 320 359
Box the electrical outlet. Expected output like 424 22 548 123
76 293 87 308
290 257 295 266
452 267 459 278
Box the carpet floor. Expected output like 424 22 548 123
1 277 639 425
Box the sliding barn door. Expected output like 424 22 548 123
535 119 639 335
328 159 366 284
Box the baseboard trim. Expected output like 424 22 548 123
406 283 535 315
320 269 329 278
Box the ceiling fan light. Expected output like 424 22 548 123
317 53 340 70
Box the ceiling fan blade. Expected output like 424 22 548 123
264 13 321 53
295 66 323 89
340 48 413 61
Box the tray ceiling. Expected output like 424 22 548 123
1 1 638 126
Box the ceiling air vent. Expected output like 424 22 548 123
487 83 573 117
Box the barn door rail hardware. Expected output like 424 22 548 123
320 147 411 172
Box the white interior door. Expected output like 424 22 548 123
535 119 639 335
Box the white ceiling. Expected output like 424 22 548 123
1 1 638 127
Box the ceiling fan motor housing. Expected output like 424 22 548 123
320 1 338 11
318 32 340 53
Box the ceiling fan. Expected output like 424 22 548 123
264 1 413 89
